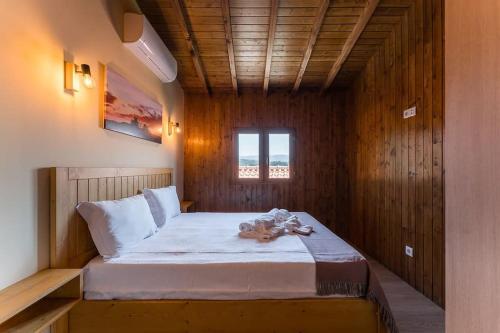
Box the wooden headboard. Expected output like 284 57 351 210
50 167 173 269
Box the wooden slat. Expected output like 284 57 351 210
263 0 279 95
68 168 173 180
221 0 238 93
106 178 115 200
292 0 329 93
98 178 107 201
321 0 380 92
339 0 444 307
431 0 443 308
171 0 211 94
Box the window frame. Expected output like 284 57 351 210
264 128 295 182
233 128 264 182
233 127 295 183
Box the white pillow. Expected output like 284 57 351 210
143 186 181 227
76 195 158 258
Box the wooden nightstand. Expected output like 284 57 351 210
0 269 82 332
181 200 195 213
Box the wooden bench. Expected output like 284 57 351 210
368 259 444 333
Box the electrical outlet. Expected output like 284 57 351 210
403 106 416 119
405 245 414 257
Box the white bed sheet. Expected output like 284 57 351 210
83 212 347 300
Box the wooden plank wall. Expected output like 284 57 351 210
184 89 344 229
445 1 500 332
337 0 444 306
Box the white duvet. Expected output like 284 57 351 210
84 212 345 300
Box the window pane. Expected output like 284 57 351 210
238 133 260 178
269 133 290 179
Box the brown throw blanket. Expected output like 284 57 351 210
297 215 397 333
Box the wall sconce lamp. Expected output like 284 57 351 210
64 62 95 92
168 121 181 136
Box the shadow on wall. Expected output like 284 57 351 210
36 169 51 270
101 0 141 40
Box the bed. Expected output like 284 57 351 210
49 167 392 333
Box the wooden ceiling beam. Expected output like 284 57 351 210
263 0 279 95
292 0 330 94
321 0 380 93
221 0 238 94
171 0 210 94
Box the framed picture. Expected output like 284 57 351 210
102 66 163 143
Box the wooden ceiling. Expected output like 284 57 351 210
138 0 412 93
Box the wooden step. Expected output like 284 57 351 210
368 259 444 333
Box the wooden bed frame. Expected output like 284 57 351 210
49 167 388 333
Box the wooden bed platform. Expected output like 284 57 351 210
50 167 388 333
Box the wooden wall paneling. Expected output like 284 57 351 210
384 32 392 273
394 20 403 278
339 0 444 306
414 0 424 295
184 90 342 229
400 9 409 285
422 0 434 299
406 1 416 289
431 0 443 308
366 57 377 257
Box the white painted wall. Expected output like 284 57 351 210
0 0 184 290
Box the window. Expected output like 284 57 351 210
237 132 260 179
268 133 290 179
234 128 293 181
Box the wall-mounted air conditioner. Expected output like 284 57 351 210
123 13 177 83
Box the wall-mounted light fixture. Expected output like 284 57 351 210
168 121 181 136
64 62 95 92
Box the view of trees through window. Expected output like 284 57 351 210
237 131 290 179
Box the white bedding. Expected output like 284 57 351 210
83 212 348 300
